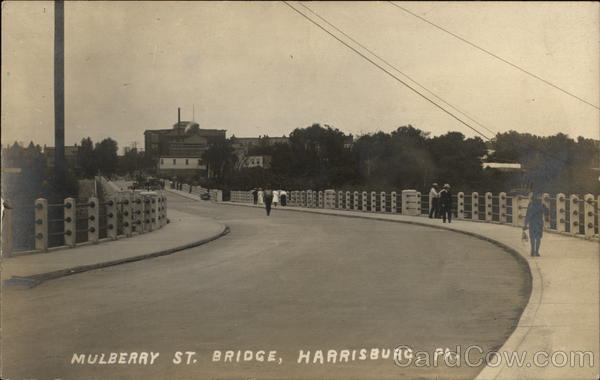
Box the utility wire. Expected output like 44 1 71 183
284 1 572 169
297 1 497 136
283 1 492 140
386 1 599 110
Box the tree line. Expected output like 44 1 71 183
201 124 599 195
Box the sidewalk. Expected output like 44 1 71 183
166 187 208 202
221 201 599 380
1 209 228 288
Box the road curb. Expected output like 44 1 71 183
4 224 230 289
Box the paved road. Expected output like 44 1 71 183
2 193 530 380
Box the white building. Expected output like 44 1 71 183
157 156 207 178
240 155 272 169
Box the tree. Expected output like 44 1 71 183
78 137 97 178
94 138 119 178
202 138 237 179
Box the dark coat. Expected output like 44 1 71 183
440 189 452 208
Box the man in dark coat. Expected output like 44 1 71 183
263 185 274 216
439 183 453 223
523 191 548 257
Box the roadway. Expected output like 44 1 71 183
2 192 531 380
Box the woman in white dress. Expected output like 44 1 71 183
272 190 280 207
257 188 264 205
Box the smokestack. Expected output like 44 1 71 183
178 107 181 125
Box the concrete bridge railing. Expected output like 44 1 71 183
229 189 600 239
168 181 222 202
1 190 168 257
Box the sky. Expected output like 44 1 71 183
2 1 599 152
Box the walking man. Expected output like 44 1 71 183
523 191 548 257
429 182 440 218
251 188 258 205
439 184 453 223
263 185 274 216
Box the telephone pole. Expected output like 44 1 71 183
54 0 66 199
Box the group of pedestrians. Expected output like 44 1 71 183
251 187 288 216
428 182 547 256
428 182 453 223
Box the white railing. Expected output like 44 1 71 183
1 190 168 256
229 190 600 239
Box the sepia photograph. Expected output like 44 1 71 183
1 1 599 379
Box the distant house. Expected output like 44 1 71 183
44 145 80 169
157 156 207 178
482 162 523 172
239 155 272 169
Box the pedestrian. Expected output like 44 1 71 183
273 189 280 207
439 183 453 223
251 188 258 205
428 182 440 218
263 185 274 216
280 190 288 206
257 188 264 205
523 191 548 257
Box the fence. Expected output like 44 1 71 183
229 189 600 239
169 181 223 202
1 190 168 257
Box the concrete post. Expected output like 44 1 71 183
151 194 159 230
401 190 420 216
143 195 152 232
498 192 507 223
370 191 376 212
353 191 359 210
163 192 168 225
106 196 117 240
34 198 48 251
555 193 566 232
569 194 580 235
457 192 465 219
1 200 14 256
471 192 479 220
513 195 528 227
161 192 167 227
484 192 493 221
337 191 343 209
583 194 595 237
345 191 351 210
380 192 386 212
317 191 323 208
361 191 367 211
88 197 99 243
391 191 397 213
133 191 143 233
301 191 306 207
542 193 551 230
122 192 132 237
63 198 77 248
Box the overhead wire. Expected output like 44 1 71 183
282 1 492 140
386 1 599 110
297 1 497 136
283 1 574 170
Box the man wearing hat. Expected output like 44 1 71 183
428 182 440 218
439 183 453 223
